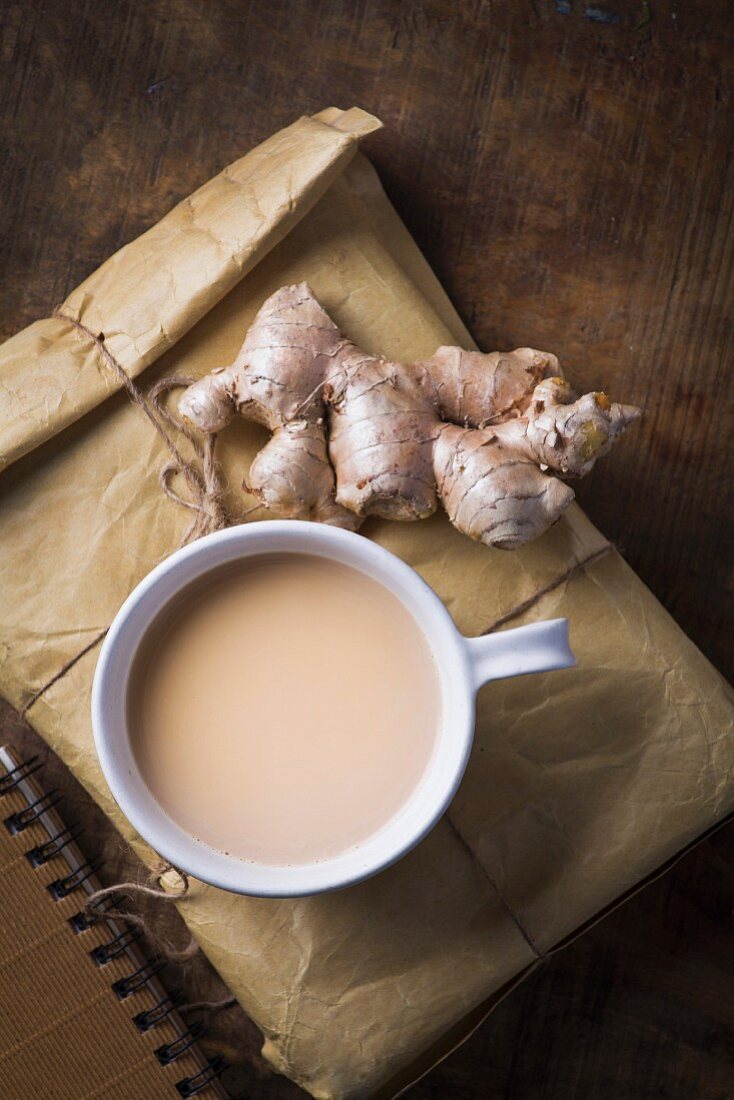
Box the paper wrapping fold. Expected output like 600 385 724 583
1 110 732 1100
0 107 380 474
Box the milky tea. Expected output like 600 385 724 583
128 554 442 865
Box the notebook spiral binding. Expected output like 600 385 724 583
134 989 183 1031
0 745 238 1099
26 823 84 867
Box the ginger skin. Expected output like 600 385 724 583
179 284 640 549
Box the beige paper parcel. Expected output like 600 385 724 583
0 109 732 1100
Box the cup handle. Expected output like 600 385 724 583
465 618 576 691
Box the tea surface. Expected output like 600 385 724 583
129 554 441 864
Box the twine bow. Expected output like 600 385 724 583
53 310 230 544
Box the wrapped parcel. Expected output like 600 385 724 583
0 108 731 1099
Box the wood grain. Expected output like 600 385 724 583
1 1 732 1097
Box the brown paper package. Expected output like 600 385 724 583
0 108 732 1100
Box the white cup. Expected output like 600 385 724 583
92 521 575 897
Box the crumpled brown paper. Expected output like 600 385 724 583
1 108 732 1100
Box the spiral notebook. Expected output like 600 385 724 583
0 745 233 1099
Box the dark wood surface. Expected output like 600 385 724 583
1 1 732 1097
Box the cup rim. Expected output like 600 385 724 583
92 521 476 897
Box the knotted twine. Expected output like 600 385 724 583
83 863 236 1015
48 308 614 966
53 309 231 544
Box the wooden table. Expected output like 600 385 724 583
1 1 732 1096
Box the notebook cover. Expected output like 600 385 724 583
0 746 228 1100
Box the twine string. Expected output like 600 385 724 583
84 865 199 963
84 866 189 913
148 375 230 540
178 996 237 1016
53 310 230 544
482 543 613 635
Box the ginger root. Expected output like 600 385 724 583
179 284 640 549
